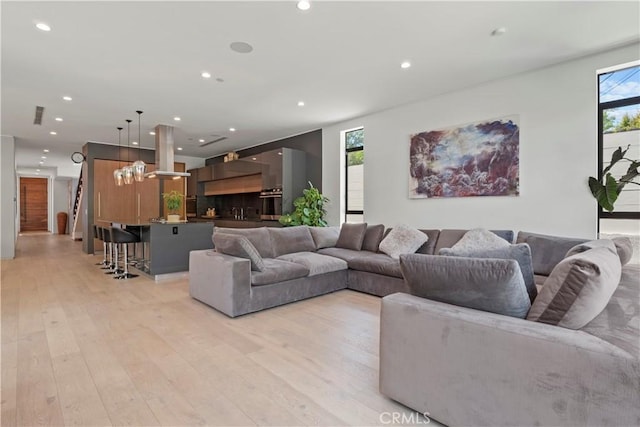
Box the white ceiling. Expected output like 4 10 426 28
2 1 639 178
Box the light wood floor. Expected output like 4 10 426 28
1 234 431 426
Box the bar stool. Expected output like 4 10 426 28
110 227 140 280
102 227 118 274
94 225 106 266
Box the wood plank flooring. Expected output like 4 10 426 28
1 234 434 426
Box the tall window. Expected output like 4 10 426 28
345 128 364 223
598 64 639 265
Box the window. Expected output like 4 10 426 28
345 128 364 223
597 64 639 265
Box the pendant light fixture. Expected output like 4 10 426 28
113 127 124 186
122 119 134 184
132 110 146 182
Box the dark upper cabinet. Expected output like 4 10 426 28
197 165 213 182
213 160 261 180
186 168 198 196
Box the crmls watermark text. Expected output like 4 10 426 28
379 411 431 425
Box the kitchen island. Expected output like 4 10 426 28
117 221 214 279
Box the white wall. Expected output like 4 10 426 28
53 178 71 234
322 43 640 239
1 135 17 258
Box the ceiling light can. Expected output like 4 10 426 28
401 61 411 69
35 22 51 31
201 71 211 79
297 1 311 11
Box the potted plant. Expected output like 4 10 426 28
162 190 184 222
588 145 639 212
279 182 329 227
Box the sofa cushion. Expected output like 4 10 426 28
335 223 368 250
309 226 340 250
317 247 367 262
445 228 511 254
362 224 385 252
213 226 274 258
277 251 348 276
516 231 588 276
348 252 402 278
212 233 265 272
580 264 640 355
415 230 441 255
400 254 531 318
568 237 634 266
268 226 316 257
440 243 537 302
434 229 513 254
250 258 310 287
379 224 428 259
527 243 622 330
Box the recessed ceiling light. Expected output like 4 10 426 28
491 27 507 36
43 149 49 153
198 139 205 143
297 1 311 11
149 131 155 135
174 117 181 121
297 101 305 107
36 169 40 172
230 41 253 54
177 147 183 151
400 61 411 69
229 127 236 132
35 173 40 175
132 141 138 145
39 161 44 165
62 96 72 101
41 156 47 159
35 22 51 32
201 71 211 79
55 117 63 122
49 131 57 135
278 152 282 156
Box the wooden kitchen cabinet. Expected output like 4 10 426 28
186 168 198 196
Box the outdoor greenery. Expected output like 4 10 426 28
603 110 640 133
588 145 639 212
162 190 184 214
279 182 329 227
345 128 364 149
348 150 364 166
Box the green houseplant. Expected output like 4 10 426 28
162 190 184 222
588 145 639 212
279 182 329 227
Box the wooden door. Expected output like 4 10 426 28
20 177 48 231
136 163 160 222
93 159 135 224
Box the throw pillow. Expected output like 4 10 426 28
400 253 531 318
335 223 368 251
439 243 537 302
212 226 274 258
516 231 588 276
361 224 385 252
527 244 622 330
309 226 340 250
213 233 265 272
612 237 634 266
379 224 428 259
447 228 511 254
268 226 316 257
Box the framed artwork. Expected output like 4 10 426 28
409 115 520 198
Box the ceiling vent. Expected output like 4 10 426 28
33 106 44 125
199 136 227 147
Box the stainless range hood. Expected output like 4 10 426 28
144 124 191 179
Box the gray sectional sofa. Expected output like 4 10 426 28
189 224 639 426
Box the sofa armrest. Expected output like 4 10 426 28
189 249 252 317
380 292 639 427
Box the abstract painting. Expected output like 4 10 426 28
409 116 520 198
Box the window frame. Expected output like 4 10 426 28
597 90 640 221
345 128 364 222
